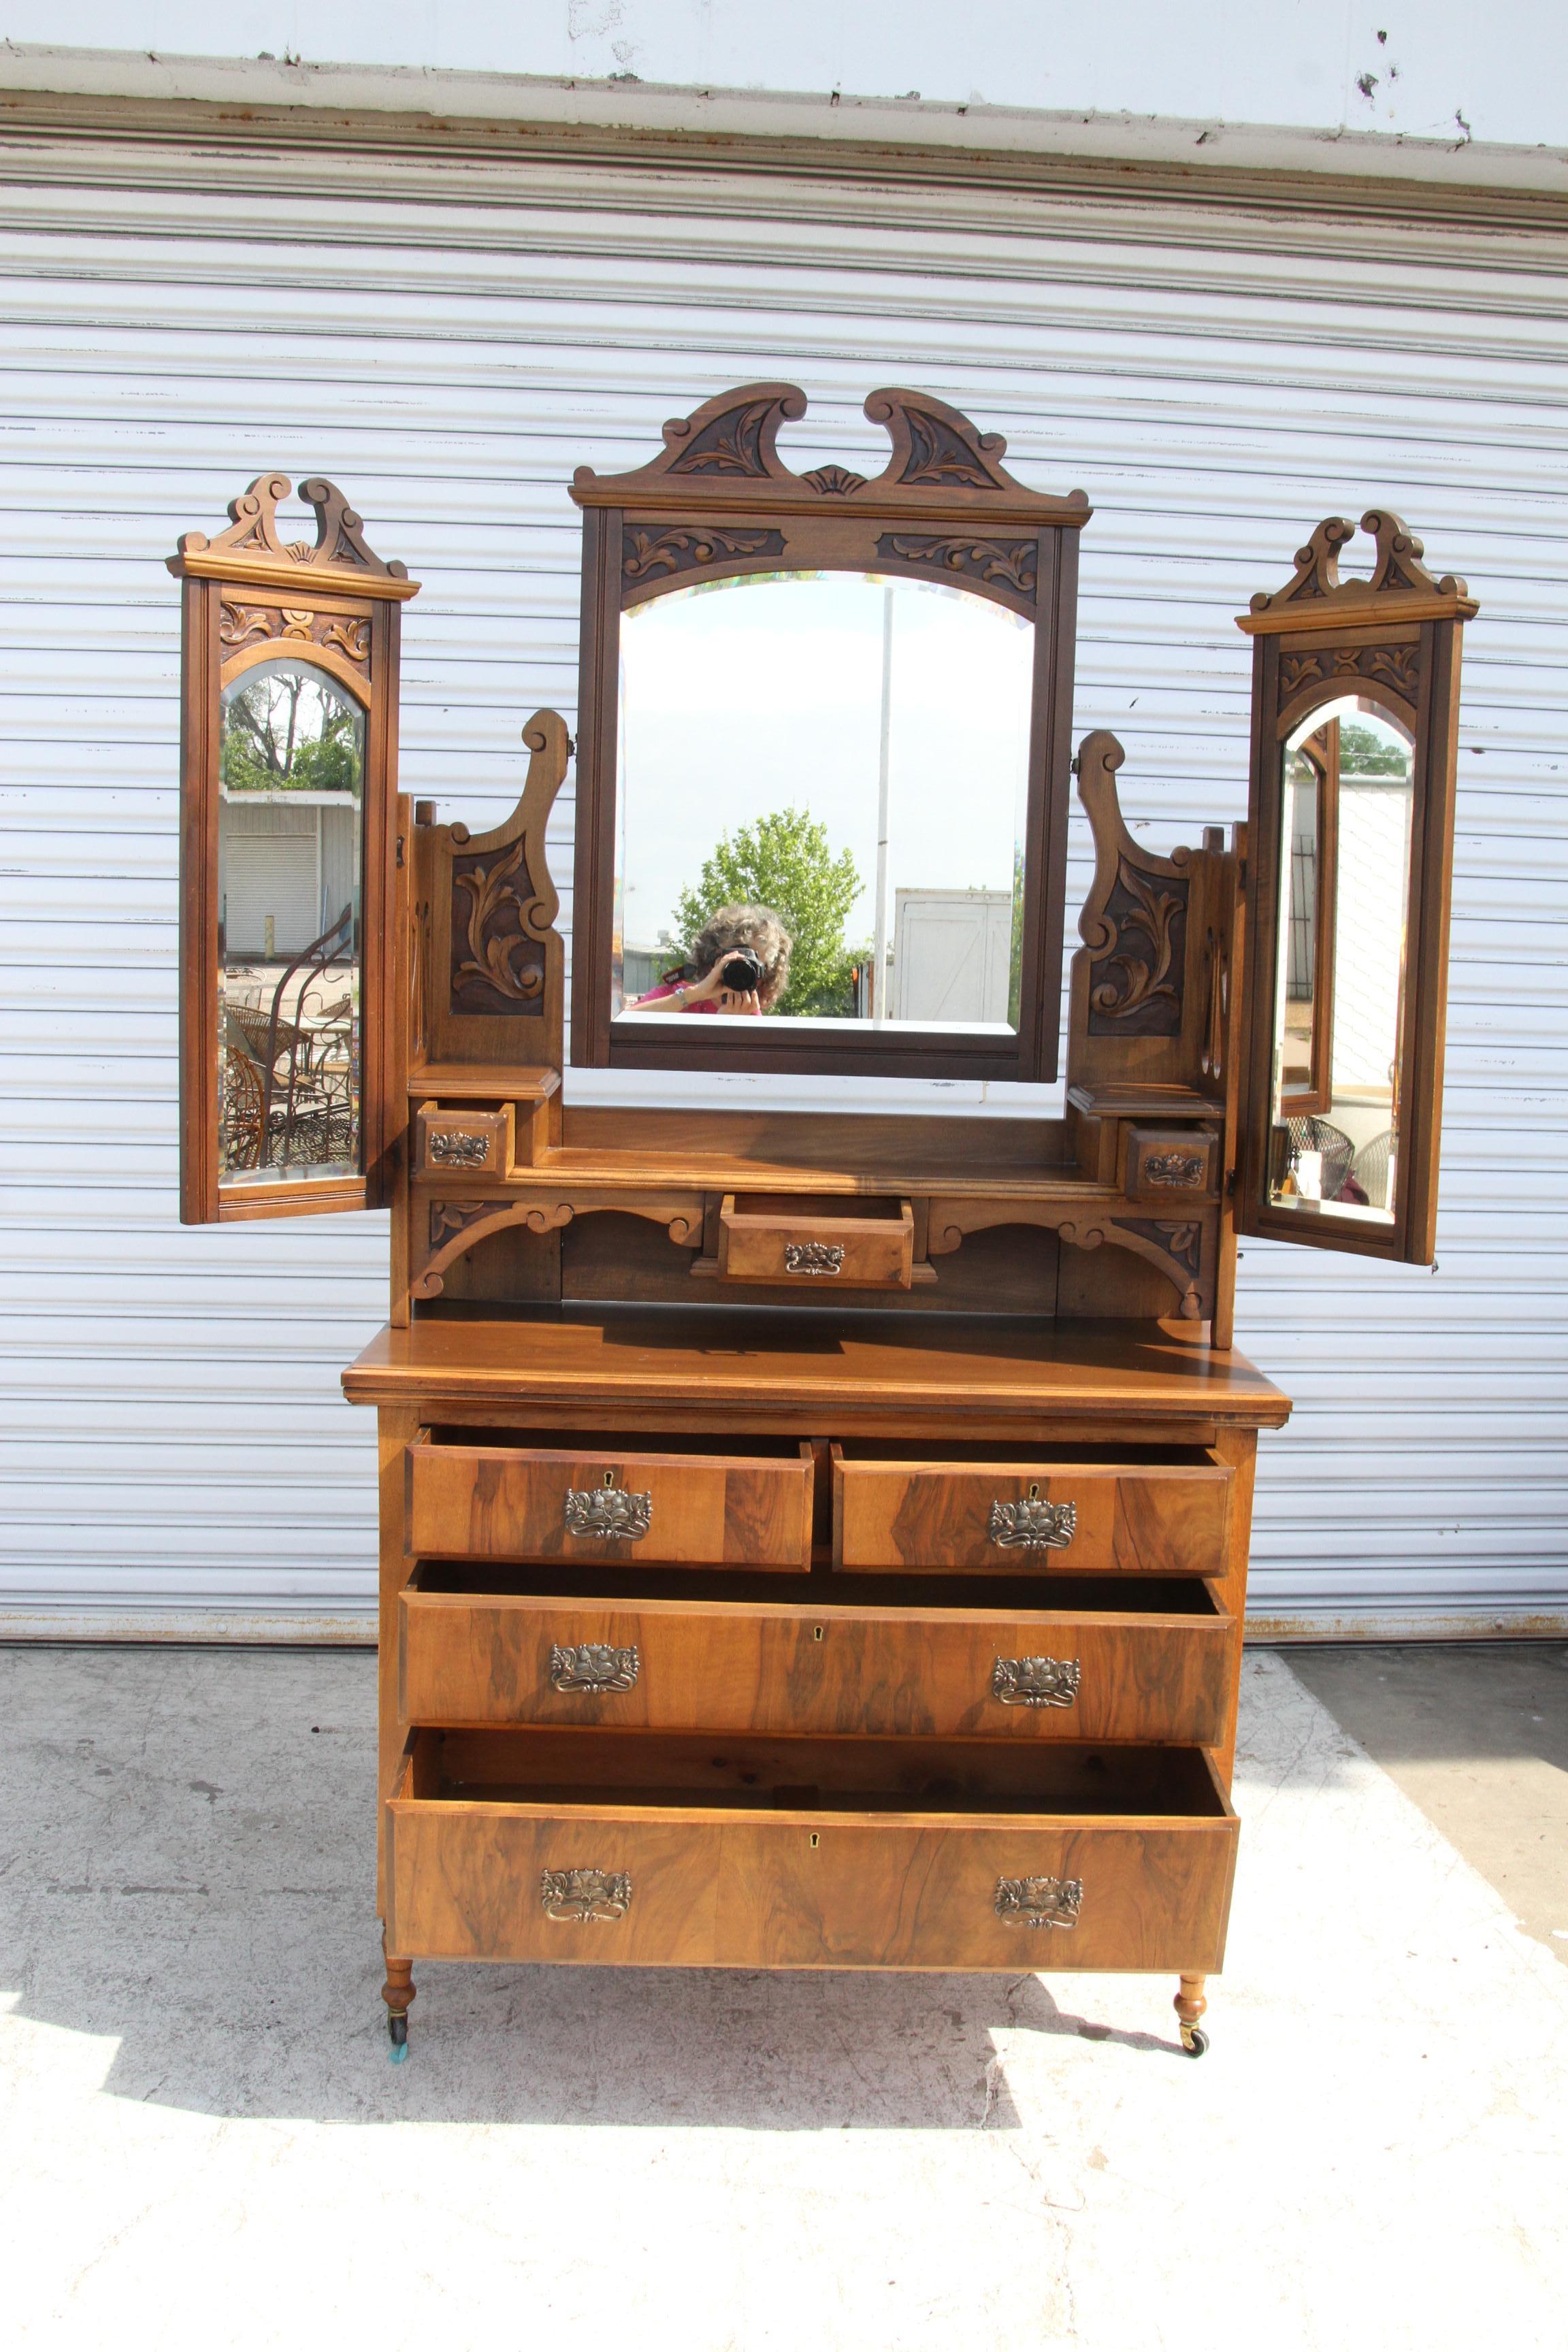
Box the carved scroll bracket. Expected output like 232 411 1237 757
1073 732 1193 1042
411 1190 705 1300
926 1194 1214 1322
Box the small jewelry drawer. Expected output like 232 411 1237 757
831 1443 1234 1574
398 1569 1233 1745
385 1730 1238 1972
717 1192 914 1288
414 1103 514 1178
407 1432 815 1571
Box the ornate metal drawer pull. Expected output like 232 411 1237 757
1142 1149 1205 1188
549 1642 640 1694
563 1484 653 1540
540 1867 632 1924
991 1654 1081 1708
428 1129 491 1166
987 1497 1077 1551
784 1241 844 1276
995 1874 1083 1931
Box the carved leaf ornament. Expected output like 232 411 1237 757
453 841 545 1005
1090 862 1186 1022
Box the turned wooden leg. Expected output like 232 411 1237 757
381 1931 416 2060
1175 1974 1209 2058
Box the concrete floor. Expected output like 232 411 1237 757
1 1643 1565 2351
1286 1642 1568 1965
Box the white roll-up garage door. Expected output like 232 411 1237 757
0 121 1563 1636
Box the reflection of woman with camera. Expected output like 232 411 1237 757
628 904 792 1016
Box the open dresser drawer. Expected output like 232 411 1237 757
399 1568 1234 1744
408 1431 816 1570
387 1730 1239 1972
832 1441 1234 1573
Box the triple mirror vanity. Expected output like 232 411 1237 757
171 387 1473 2057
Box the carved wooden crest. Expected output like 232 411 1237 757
572 382 1090 526
1239 508 1477 634
169 474 416 595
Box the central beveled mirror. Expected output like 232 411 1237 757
571 384 1090 1081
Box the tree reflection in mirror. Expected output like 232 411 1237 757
612 572 1032 1032
216 657 365 1183
1269 697 1414 1224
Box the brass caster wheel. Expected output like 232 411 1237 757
388 2011 409 2063
1180 2024 1209 2058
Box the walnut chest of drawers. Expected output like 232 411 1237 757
346 1314 1287 2055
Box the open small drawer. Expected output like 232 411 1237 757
387 1729 1238 1972
399 1566 1234 1745
408 1431 815 1570
717 1192 915 1288
832 1441 1234 1574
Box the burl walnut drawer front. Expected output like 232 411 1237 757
407 1436 815 1570
717 1192 915 1289
399 1581 1232 1745
386 1733 1237 1973
832 1448 1233 1574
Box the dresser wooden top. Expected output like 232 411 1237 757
344 1314 1289 1433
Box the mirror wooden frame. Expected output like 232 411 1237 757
169 474 419 1222
568 384 1090 1082
1235 512 1477 1264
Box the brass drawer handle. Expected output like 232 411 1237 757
992 1654 1081 1709
427 1129 491 1166
549 1642 640 1695
995 1874 1082 1931
564 1480 653 1539
785 1241 844 1275
987 1494 1077 1551
540 1867 632 1924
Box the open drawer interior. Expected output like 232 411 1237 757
408 1727 1230 1818
407 1561 1225 1615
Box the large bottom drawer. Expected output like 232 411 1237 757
399 1568 1233 1745
387 1730 1237 1973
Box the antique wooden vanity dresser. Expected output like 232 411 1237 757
173 393 1473 2059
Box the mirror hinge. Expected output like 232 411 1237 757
396 834 406 868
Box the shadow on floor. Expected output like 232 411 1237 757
0 1644 1196 2126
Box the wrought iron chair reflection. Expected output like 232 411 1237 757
1285 1113 1356 1203
220 904 359 1171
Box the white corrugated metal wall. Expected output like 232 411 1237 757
1 131 1564 1635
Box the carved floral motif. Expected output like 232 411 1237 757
218 600 371 664
429 1199 504 1251
801 464 867 495
1087 861 1189 1036
898 407 1002 491
451 840 545 1013
1280 642 1419 700
1117 1218 1202 1277
878 532 1037 598
666 396 781 477
622 525 785 585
